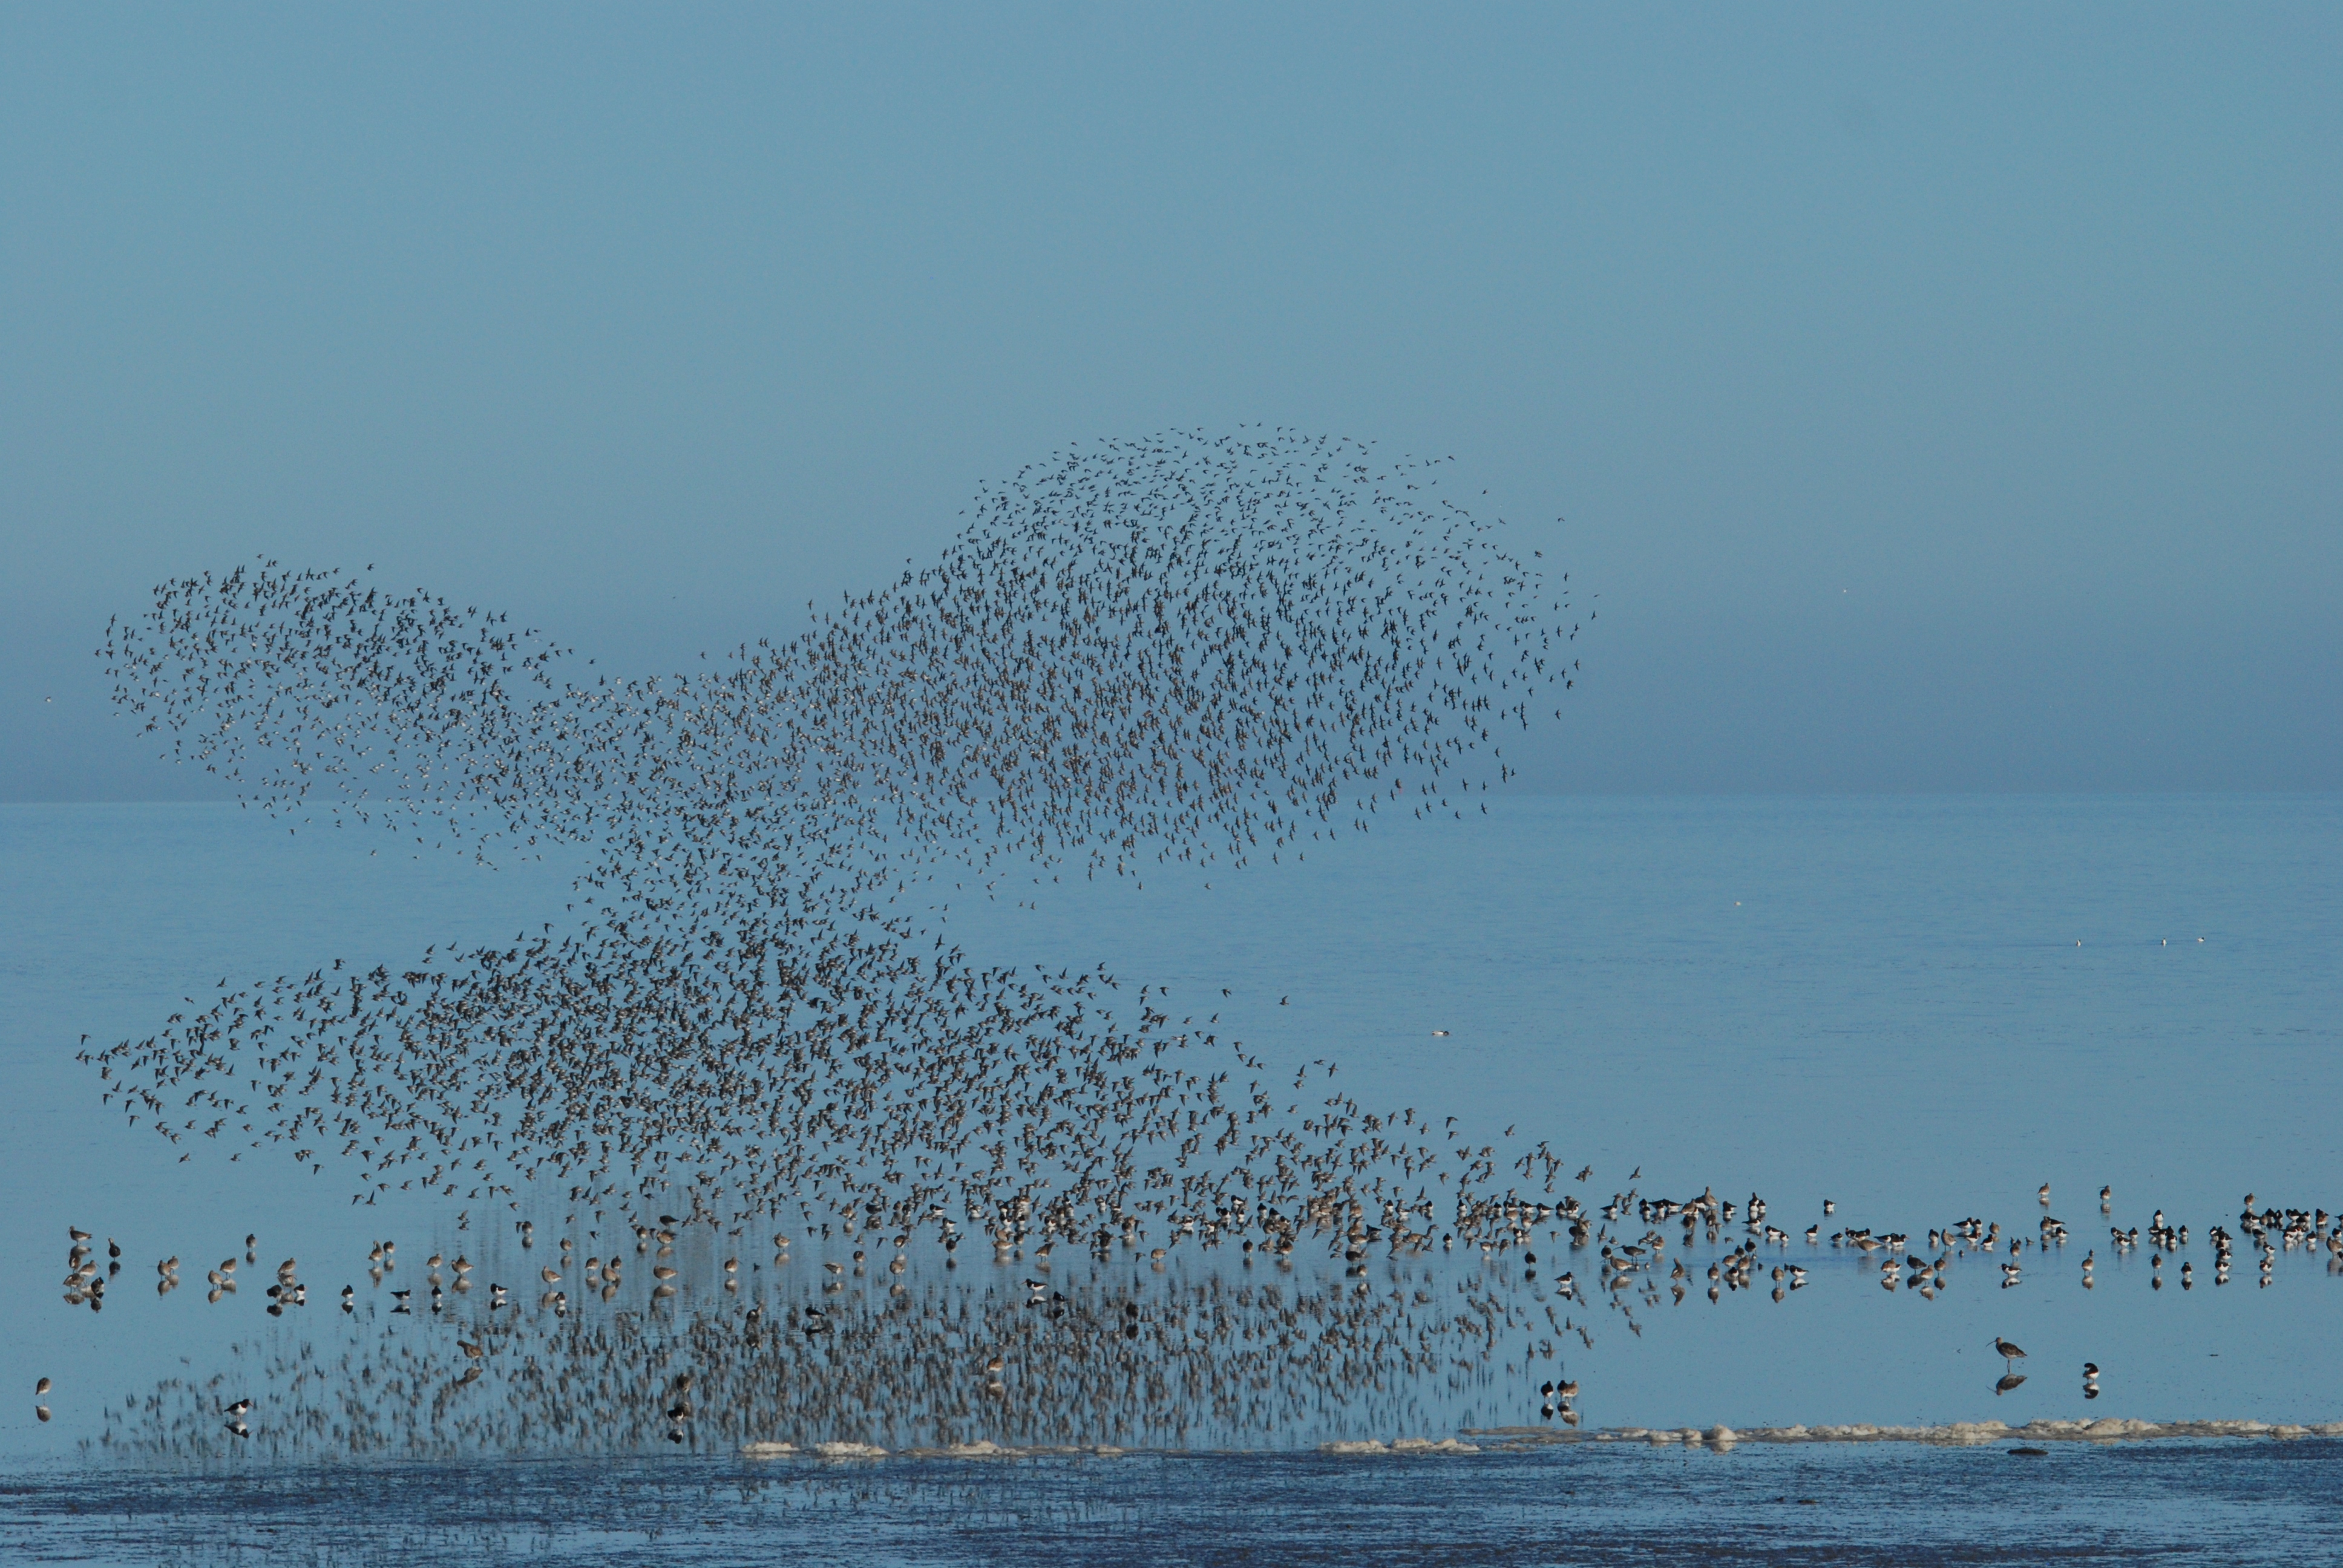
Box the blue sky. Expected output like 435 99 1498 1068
4 4 2336 797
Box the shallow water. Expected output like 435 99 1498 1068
4 795 2339 1552
10 1442 2343 1566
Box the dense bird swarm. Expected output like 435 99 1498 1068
87 431 1582 1247
99 1264 1562 1460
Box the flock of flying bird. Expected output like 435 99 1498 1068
96 1213 1581 1460
54 429 2342 1456
88 430 1580 1247
70 1179 2343 1458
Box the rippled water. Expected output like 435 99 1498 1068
4 795 2339 1557
11 1443 2343 1566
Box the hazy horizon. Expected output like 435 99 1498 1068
7 5 2337 800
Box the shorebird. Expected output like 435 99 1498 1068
1994 1338 2027 1366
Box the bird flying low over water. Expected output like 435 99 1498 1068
85 430 1582 1241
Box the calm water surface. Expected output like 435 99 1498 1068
3 795 2338 1558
